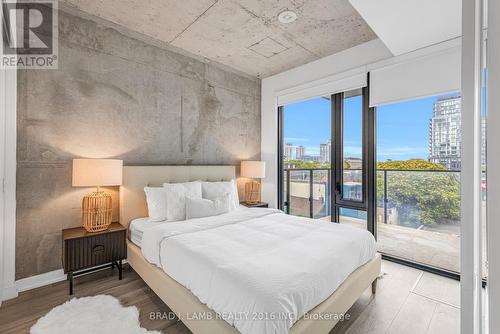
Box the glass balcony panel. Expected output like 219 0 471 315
376 170 386 226
285 167 461 273
283 171 288 213
312 170 331 219
377 170 461 273
339 208 367 230
342 169 363 201
288 170 311 218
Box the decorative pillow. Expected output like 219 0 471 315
202 180 239 210
185 194 231 220
163 181 202 221
143 187 167 222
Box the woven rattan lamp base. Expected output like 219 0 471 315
245 180 261 205
81 190 112 232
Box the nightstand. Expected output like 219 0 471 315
241 202 269 208
62 222 126 295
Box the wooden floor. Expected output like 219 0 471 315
0 260 459 334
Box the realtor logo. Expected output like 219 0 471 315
1 0 58 69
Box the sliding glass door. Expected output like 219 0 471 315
332 86 376 233
278 75 462 277
278 78 376 234
279 97 332 219
375 94 462 274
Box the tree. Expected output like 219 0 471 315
377 159 446 171
285 160 321 169
377 159 460 226
284 160 351 169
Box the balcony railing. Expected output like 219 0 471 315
283 168 462 232
283 168 463 272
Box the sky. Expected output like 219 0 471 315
283 95 440 162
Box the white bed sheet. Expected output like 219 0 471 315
129 218 167 247
141 208 376 334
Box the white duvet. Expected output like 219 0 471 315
141 208 376 334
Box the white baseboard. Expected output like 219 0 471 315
1 283 19 301
16 269 66 294
1 269 66 303
7 260 130 300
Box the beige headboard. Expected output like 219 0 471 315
120 165 236 228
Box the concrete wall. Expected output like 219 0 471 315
16 9 261 279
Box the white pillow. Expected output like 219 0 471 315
202 180 239 210
163 181 202 221
143 187 167 222
185 194 231 220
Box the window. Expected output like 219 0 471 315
376 93 462 273
280 97 331 219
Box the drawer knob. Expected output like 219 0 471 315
93 245 105 254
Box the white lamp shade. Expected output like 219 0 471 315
72 159 123 187
241 161 266 179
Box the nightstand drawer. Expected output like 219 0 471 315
63 230 126 273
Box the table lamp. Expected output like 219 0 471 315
241 161 266 204
72 159 123 232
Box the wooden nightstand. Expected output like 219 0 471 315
240 202 269 208
62 222 126 295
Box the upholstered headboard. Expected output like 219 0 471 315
119 165 236 228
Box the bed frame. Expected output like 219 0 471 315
120 165 381 334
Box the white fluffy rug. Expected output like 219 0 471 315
30 295 161 334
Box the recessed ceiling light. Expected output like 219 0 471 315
278 10 297 24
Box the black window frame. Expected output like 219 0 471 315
276 72 462 281
278 74 376 236
331 81 376 236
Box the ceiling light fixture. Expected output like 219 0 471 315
278 10 297 24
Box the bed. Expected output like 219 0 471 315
121 165 381 334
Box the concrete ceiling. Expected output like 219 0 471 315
60 0 376 78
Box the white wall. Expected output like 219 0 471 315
460 0 484 331
0 68 4 304
487 0 499 331
349 0 461 56
0 68 17 302
260 39 393 207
